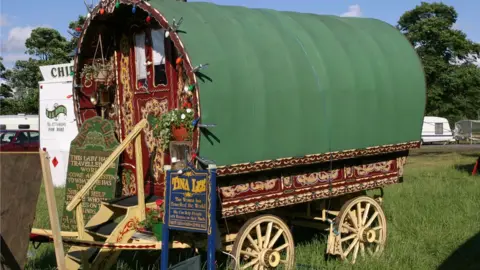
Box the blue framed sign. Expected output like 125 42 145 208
161 164 217 270
168 169 209 233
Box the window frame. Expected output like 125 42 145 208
131 26 170 93
434 123 444 134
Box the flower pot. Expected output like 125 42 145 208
172 125 188 141
95 69 110 82
152 223 163 241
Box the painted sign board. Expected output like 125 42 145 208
161 164 217 270
61 117 119 231
39 61 74 83
39 61 78 187
167 169 210 233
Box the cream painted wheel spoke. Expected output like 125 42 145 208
241 258 259 269
267 229 284 249
256 224 263 249
352 241 360 264
274 243 289 252
240 250 258 258
360 242 365 258
356 203 362 227
362 203 371 226
253 265 259 270
247 235 260 252
343 224 357 233
364 211 379 228
348 210 359 228
343 238 358 257
340 233 357 243
264 222 273 248
371 225 382 231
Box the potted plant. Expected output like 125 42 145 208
80 58 114 83
148 108 195 151
138 200 164 241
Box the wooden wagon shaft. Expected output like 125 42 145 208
66 119 147 212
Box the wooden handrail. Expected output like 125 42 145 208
66 119 148 212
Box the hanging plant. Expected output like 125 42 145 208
148 108 195 151
80 58 114 83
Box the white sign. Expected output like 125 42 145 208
39 61 78 186
39 61 75 83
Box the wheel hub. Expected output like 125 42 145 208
261 249 281 267
360 229 376 243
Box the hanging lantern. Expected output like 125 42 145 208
176 57 183 65
115 1 120 9
90 96 98 105
132 4 136 14
100 8 105 15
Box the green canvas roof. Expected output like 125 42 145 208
151 1 426 167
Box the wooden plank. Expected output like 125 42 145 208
134 135 146 221
75 204 89 270
30 228 78 238
0 152 42 270
66 119 147 212
39 150 67 270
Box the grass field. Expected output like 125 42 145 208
25 148 480 270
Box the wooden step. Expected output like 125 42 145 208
104 194 161 208
67 247 99 263
85 220 118 238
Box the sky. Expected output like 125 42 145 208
1 0 479 68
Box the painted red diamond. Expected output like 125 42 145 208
52 157 59 168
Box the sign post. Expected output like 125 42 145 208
161 164 217 270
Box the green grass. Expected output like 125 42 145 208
25 151 480 269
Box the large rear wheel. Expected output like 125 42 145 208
334 196 387 264
230 214 295 270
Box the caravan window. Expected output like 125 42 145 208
18 124 30 129
132 28 169 92
435 123 443 134
0 125 6 130
151 29 167 86
134 32 148 89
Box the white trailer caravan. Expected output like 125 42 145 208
38 61 78 186
421 116 455 144
0 114 39 130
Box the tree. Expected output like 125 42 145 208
25 27 70 62
397 2 480 123
68 15 86 52
0 57 14 98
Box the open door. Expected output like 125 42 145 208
117 25 178 196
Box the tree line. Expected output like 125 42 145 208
1 2 479 123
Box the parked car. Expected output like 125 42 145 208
0 130 40 152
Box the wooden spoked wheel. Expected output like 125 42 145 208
335 196 387 264
230 214 295 270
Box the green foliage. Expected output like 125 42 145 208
25 28 70 62
147 108 195 151
68 15 86 51
397 2 480 123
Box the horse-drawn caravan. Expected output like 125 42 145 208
29 0 426 269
